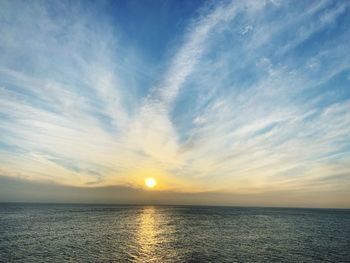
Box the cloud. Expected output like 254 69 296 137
0 0 349 206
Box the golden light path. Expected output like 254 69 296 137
145 178 157 188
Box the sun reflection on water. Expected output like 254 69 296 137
136 206 158 261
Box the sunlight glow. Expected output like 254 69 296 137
145 178 157 188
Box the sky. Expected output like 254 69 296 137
0 0 349 208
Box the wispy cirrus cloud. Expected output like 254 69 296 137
0 0 349 206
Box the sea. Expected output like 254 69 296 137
0 204 349 262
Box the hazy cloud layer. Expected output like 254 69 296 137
1 175 348 208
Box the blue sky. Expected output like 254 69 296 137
0 0 349 207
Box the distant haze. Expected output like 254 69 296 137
1 176 349 208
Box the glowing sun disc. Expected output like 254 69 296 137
145 178 157 188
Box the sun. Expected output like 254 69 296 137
145 178 157 188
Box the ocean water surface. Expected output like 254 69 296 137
0 204 349 262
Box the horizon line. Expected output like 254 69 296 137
1 201 349 210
